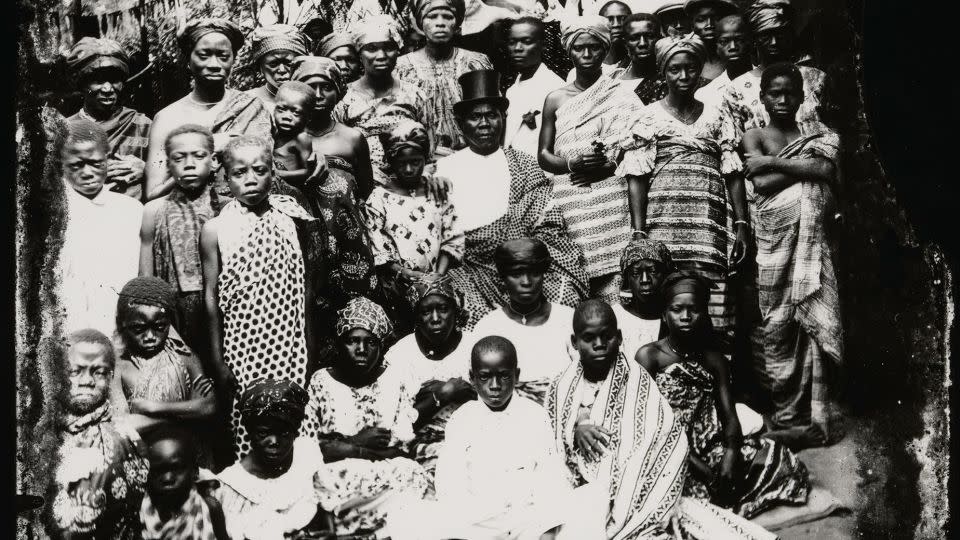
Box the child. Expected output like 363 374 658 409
271 81 326 188
364 120 464 289
139 124 222 356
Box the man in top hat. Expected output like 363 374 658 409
435 69 588 329
65 37 152 201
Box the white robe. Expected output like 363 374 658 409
505 64 565 158
435 148 511 233
472 303 577 383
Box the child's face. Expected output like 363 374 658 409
118 303 172 359
571 314 621 373
246 419 298 469
470 350 518 411
224 145 273 207
717 18 749 63
389 147 427 185
664 292 706 337
761 75 803 121
167 132 214 192
273 90 310 134
146 438 196 511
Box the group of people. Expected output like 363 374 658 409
48 0 844 538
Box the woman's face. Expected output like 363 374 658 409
416 294 458 344
246 418 298 469
625 260 667 305
188 32 235 86
338 328 384 376
303 76 340 113
422 9 459 45
359 41 400 76
663 51 702 95
502 266 546 307
569 34 606 73
260 50 297 89
664 292 706 338
80 68 125 116
328 46 362 82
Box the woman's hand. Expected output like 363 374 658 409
729 223 750 269
349 427 393 449
714 447 740 505
306 153 329 184
570 151 608 173
436 378 475 405
574 423 612 461
106 154 145 188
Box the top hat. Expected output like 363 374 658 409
453 70 510 116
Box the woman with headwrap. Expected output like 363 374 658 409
216 378 336 540
317 32 364 83
395 0 494 153
383 274 478 485
539 15 645 304
293 56 380 304
637 272 810 519
614 238 673 362
144 18 272 201
65 37 152 201
617 33 750 349
303 297 430 537
333 15 433 187
245 24 312 113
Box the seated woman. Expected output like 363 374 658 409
615 238 672 362
637 272 810 518
303 297 430 537
383 274 477 481
472 238 576 404
216 378 336 540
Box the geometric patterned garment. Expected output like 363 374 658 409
655 361 810 518
750 131 843 444
152 187 219 294
128 331 196 402
69 107 152 201
217 194 315 457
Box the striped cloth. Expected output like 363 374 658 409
750 131 843 444
70 107 151 201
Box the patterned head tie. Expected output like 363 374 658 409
383 120 431 162
65 37 130 79
406 273 466 312
317 32 356 57
116 277 178 322
561 15 612 54
177 18 245 56
655 32 707 74
352 15 403 50
747 0 792 34
494 237 552 274
620 239 674 273
238 378 309 427
411 0 466 30
292 55 345 99
249 24 310 63
336 297 393 340
662 270 715 304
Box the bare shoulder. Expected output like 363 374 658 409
636 340 665 373
335 123 363 143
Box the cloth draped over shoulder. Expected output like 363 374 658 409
140 487 216 540
70 107 152 200
211 90 273 142
153 187 219 293
128 329 198 402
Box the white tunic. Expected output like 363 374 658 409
504 64 565 158
435 147 511 232
384 331 478 388
472 303 576 383
611 303 662 363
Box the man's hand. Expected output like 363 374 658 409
729 224 750 269
574 423 612 461
350 427 393 449
425 173 452 203
743 153 777 177
106 154 146 188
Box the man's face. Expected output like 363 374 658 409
569 33 606 72
459 102 504 155
146 438 196 511
119 303 171 358
761 75 803 121
260 50 297 89
470 351 518 411
501 266 545 307
571 314 621 373
246 418 298 469
756 27 794 63
273 90 311 134
62 140 107 198
67 342 113 415
664 292 705 337
304 76 340 114
416 294 457 344
600 2 631 44
328 46 361 82
337 328 384 376
188 33 235 86
389 147 427 185
663 52 701 95
625 260 667 304
691 6 721 43
224 145 272 207
422 10 458 45
81 69 125 116
624 20 659 61
167 132 214 193
717 18 749 63
507 22 543 71
359 41 400 77
661 12 691 37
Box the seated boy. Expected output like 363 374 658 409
272 81 326 188
387 336 606 540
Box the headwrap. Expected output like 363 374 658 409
317 33 356 57
406 273 470 329
494 237 552 274
177 18 245 55
747 0 792 34
684 0 738 16
352 15 403 50
336 297 393 340
655 33 707 73
383 120 431 162
238 378 309 427
292 56 345 98
411 0 466 29
249 24 310 63
662 271 714 304
620 239 674 272
116 277 178 322
65 37 130 79
561 15 612 54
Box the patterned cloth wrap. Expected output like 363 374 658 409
655 33 708 74
239 377 310 427
336 296 393 339
65 37 129 78
249 24 310 62
620 238 674 272
177 18 244 55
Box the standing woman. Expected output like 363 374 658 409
334 15 433 187
395 0 494 154
245 24 311 114
145 18 272 200
617 34 749 347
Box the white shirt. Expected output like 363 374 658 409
59 183 143 337
611 303 662 363
436 148 511 232
505 64 565 157
695 70 732 107
384 331 478 388
472 303 576 382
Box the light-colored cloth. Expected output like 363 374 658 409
472 303 576 384
140 487 217 540
437 147 589 328
384 331 476 386
216 437 324 540
59 184 143 337
436 147 511 232
560 14 612 52
655 33 707 74
611 303 661 363
364 186 465 273
750 131 843 442
723 66 828 142
694 69 731 106
564 62 620 83
505 63 565 157
394 48 494 151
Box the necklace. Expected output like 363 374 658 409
663 101 699 124
306 121 337 138
506 298 544 325
187 94 223 107
667 339 698 360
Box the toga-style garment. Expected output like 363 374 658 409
70 107 152 201
504 63 565 158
